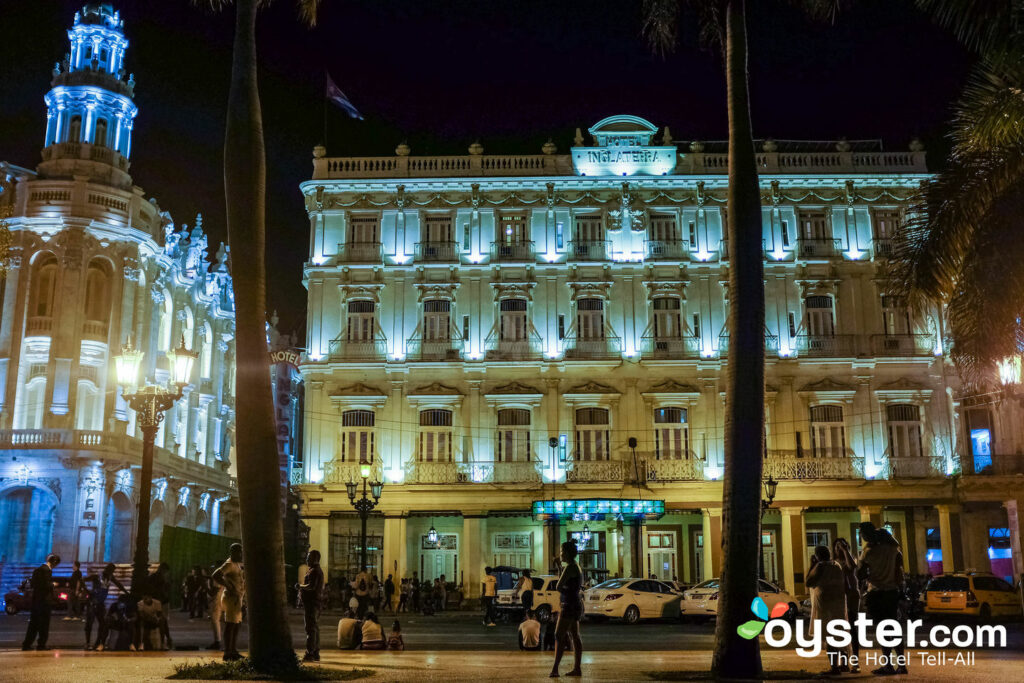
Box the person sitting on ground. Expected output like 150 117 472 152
359 611 386 650
542 611 557 651
518 610 541 651
336 608 361 650
136 593 164 651
387 619 405 651
105 598 134 651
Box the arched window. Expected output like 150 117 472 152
68 115 82 143
418 409 453 462
654 407 689 459
341 410 375 464
29 254 58 319
94 118 108 147
83 260 111 323
809 405 846 457
886 404 923 458
575 407 610 461
497 408 531 462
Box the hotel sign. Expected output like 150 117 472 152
572 146 677 177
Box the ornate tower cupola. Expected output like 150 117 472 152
39 3 138 189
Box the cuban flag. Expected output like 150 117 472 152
325 72 364 120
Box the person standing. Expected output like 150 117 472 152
481 566 498 626
383 574 395 613
207 561 224 651
833 537 861 673
84 563 125 651
857 522 907 676
513 569 534 613
351 567 371 618
212 543 245 661
438 574 448 612
369 574 381 613
398 578 410 612
550 541 584 678
297 549 325 662
411 572 421 612
805 545 848 675
66 560 83 621
147 562 174 650
22 554 59 651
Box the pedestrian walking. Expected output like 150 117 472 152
66 560 84 621
857 521 907 676
383 574 395 613
84 563 125 651
833 537 861 673
550 541 584 678
297 549 325 662
481 566 497 626
806 545 848 675
212 543 245 661
22 554 60 651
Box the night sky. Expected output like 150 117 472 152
0 1 971 343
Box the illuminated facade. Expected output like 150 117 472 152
297 115 1024 595
0 4 238 577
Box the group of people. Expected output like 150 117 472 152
20 543 247 662
805 521 910 676
335 610 405 651
322 570 453 616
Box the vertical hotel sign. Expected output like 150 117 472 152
269 349 301 491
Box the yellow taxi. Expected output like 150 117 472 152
924 572 1022 618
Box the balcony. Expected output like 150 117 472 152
485 332 545 361
327 337 388 361
25 316 53 336
645 239 689 261
885 455 945 479
463 461 544 484
490 240 535 262
570 240 610 261
404 460 459 484
764 450 865 480
641 335 701 360
872 238 894 259
870 334 933 357
796 238 843 259
81 320 108 342
642 456 704 482
793 334 858 357
338 242 382 263
322 459 382 485
565 459 628 483
415 241 459 263
405 338 463 362
970 454 1024 476
562 335 622 360
718 332 780 356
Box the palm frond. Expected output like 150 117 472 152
914 0 1024 56
191 0 233 9
297 0 322 27
951 60 1024 157
642 0 680 56
791 0 849 24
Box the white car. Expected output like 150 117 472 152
495 575 561 622
680 578 796 620
583 578 683 624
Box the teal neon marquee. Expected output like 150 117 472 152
532 498 665 521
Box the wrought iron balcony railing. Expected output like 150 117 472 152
796 238 843 259
327 337 388 361
641 335 702 359
793 334 858 357
338 242 382 263
870 334 933 357
569 240 610 261
415 241 459 263
562 335 622 360
490 240 535 262
644 239 689 261
405 338 464 362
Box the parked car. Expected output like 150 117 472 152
495 574 561 622
3 577 72 615
680 578 796 620
583 578 683 624
924 572 1022 619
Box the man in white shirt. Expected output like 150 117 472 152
481 566 498 626
518 610 541 651
336 609 360 649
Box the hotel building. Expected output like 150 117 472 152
296 114 1024 598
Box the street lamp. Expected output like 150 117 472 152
115 335 197 598
759 475 779 580
345 464 383 571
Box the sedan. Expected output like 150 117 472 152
583 578 682 624
3 577 72 615
680 578 796 620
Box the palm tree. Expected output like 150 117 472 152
194 0 322 673
643 1 842 677
890 2 1024 388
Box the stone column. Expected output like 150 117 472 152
305 516 331 574
702 507 723 580
543 519 561 574
383 515 407 580
1004 499 1024 580
859 505 884 537
462 515 486 600
936 504 963 573
780 506 806 595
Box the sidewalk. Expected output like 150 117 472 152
0 648 1018 682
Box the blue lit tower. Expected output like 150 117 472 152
39 3 138 189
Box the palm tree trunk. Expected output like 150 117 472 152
223 0 295 671
711 0 765 678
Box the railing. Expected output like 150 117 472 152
338 242 382 263
81 320 108 342
870 334 933 357
645 239 689 260
40 141 130 171
461 461 544 484
970 454 1024 476
485 334 545 361
322 459 383 485
641 335 701 359
562 335 622 360
793 334 858 357
404 460 459 484
491 240 535 262
718 332 780 355
872 238 894 259
885 456 945 479
642 456 704 482
415 241 459 263
566 459 628 483
327 338 388 361
764 450 864 480
25 316 53 335
405 338 463 362
796 238 843 259
570 240 610 261
0 429 66 447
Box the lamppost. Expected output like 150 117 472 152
345 464 383 571
114 336 197 597
759 475 779 580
